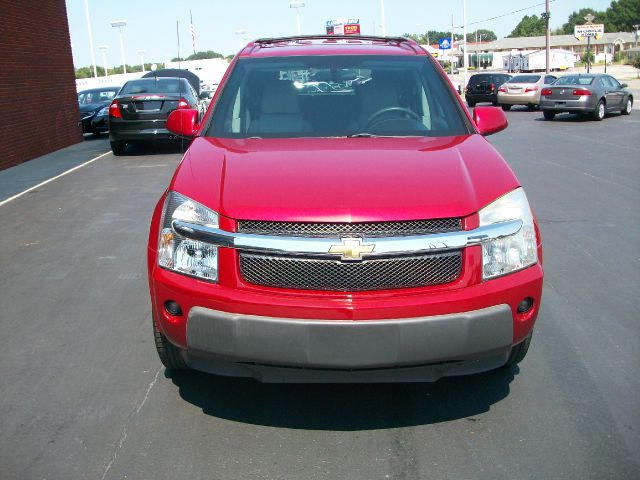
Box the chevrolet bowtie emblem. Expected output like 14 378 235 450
329 238 375 261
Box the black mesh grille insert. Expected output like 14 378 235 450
237 218 462 237
239 251 462 291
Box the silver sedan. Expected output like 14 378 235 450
539 73 633 121
497 74 557 110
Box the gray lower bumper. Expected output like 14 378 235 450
185 305 514 382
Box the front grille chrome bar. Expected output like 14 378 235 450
172 219 522 258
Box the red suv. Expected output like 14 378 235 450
148 35 543 382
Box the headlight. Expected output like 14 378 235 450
479 187 538 280
97 106 109 116
158 191 219 281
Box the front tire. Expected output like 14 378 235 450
501 104 511 111
467 99 476 108
543 110 556 121
621 97 632 115
153 317 188 370
592 100 605 121
110 140 126 156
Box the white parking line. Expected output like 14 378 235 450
0 151 111 208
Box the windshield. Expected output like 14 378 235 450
120 78 189 95
508 75 541 84
554 76 595 86
206 55 468 138
77 89 118 104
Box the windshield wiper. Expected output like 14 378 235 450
346 133 378 138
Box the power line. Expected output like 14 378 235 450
459 0 557 29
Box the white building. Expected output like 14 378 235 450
164 58 230 89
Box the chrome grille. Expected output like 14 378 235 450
238 218 462 237
239 252 462 291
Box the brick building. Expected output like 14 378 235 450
0 0 82 170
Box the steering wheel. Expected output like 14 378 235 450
364 107 421 130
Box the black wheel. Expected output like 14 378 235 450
492 100 499 106
91 130 102 138
153 316 188 370
592 99 605 121
621 97 632 115
110 140 126 156
543 110 556 121
527 104 538 111
467 99 476 108
501 104 511 111
505 331 533 368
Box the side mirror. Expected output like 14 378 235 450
620 83 628 89
473 106 508 136
166 109 199 138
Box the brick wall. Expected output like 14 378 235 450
0 0 82 171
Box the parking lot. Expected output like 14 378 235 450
1 108 639 479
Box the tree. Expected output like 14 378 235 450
466 29 497 42
508 14 547 37
605 0 640 32
633 56 640 78
561 8 607 34
403 31 462 45
172 50 225 62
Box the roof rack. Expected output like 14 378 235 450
253 34 410 45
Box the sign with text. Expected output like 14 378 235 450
574 24 604 40
326 19 360 36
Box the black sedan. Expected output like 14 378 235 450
108 77 199 155
77 87 120 135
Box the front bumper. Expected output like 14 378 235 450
184 304 513 382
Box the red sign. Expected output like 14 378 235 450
343 23 361 35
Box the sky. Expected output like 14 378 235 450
66 0 614 68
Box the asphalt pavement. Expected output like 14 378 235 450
1 111 639 479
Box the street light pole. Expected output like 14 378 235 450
98 45 109 77
137 50 146 73
463 0 467 93
111 20 127 74
380 0 386 36
235 30 246 49
289 1 305 35
83 0 98 77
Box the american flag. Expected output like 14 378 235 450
190 11 196 54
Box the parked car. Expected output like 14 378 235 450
108 77 199 155
90 105 110 135
77 87 120 135
539 73 633 121
198 89 215 110
149 35 543 383
498 74 557 110
465 73 512 107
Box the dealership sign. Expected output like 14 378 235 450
574 24 604 40
326 19 361 36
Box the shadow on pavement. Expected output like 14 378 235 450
168 367 516 430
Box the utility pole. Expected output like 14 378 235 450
451 15 454 75
84 0 98 77
542 0 550 74
380 0 386 36
463 0 467 92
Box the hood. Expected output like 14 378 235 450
170 136 519 223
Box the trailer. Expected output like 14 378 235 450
503 49 575 72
